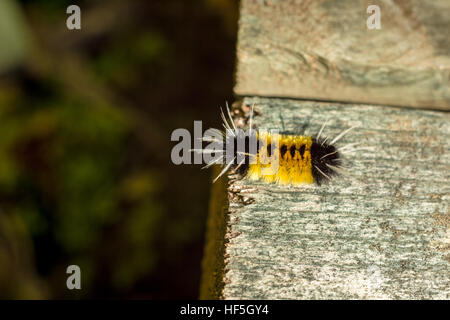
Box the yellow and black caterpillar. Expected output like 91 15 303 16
194 103 354 186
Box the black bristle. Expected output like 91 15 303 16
310 138 341 185
224 131 258 176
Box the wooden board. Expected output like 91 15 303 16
235 0 450 110
215 97 450 299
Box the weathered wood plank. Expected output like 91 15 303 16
221 97 449 299
235 0 450 110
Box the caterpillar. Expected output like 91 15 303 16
192 103 356 186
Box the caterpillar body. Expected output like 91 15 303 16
194 103 354 186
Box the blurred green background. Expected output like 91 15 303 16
0 0 238 299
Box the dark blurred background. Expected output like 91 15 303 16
0 0 238 299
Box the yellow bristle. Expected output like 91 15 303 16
247 133 314 186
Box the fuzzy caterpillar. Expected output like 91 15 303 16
193 103 355 186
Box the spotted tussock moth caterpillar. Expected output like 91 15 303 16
192 103 357 186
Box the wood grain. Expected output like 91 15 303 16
235 0 450 110
220 97 450 299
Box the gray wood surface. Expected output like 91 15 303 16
221 97 449 299
235 0 450 110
